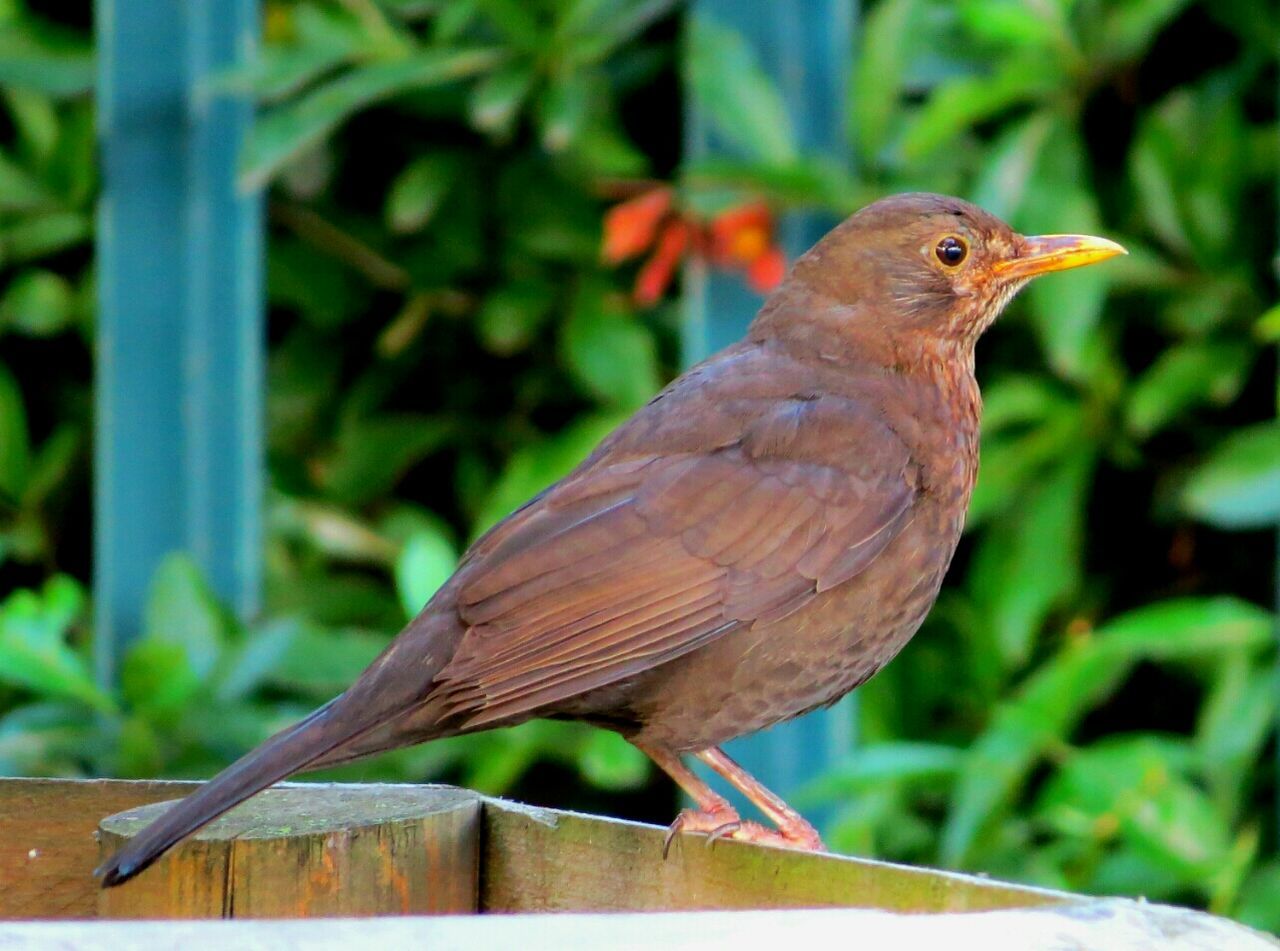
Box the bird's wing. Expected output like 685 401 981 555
435 378 918 729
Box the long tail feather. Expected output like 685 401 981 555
96 698 357 887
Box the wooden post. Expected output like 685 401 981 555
97 786 480 919
95 0 264 681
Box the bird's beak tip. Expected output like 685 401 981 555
998 234 1127 279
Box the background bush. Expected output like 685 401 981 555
0 0 1277 929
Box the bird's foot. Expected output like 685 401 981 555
662 806 826 858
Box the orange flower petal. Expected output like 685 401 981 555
602 187 674 264
746 245 787 293
709 202 773 264
634 221 689 305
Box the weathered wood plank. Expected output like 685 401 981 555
0 778 197 920
98 785 480 919
480 799 1065 914
2 902 1275 950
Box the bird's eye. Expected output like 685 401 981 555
935 236 968 267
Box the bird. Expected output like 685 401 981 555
97 192 1124 886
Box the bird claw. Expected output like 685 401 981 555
661 806 825 858
662 806 742 859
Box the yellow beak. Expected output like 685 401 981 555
995 234 1127 279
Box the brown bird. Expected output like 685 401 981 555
98 193 1123 886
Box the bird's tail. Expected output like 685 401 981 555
96 696 372 887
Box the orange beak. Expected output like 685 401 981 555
995 234 1127 280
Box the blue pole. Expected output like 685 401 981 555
95 0 263 681
684 0 856 823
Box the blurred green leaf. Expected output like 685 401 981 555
467 61 535 139
685 16 796 164
474 412 627 536
0 362 31 500
1125 341 1252 438
0 210 90 262
477 281 556 355
561 282 660 408
270 621 388 697
538 70 592 153
396 528 457 618
1036 734 1230 881
142 553 229 683
1180 422 1280 529
0 23 94 97
969 452 1093 667
243 47 503 189
0 577 108 711
385 154 458 233
0 268 73 336
578 729 649 790
318 414 453 505
854 0 917 164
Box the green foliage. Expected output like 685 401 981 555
0 0 1277 927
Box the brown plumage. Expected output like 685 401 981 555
98 193 1124 885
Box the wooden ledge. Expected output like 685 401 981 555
2 776 1273 949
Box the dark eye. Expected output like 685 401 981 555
935 236 968 267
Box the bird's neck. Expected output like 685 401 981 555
748 280 984 501
747 279 979 381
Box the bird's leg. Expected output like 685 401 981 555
694 746 825 852
637 744 745 857
637 743 825 856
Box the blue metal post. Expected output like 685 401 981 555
684 1 856 821
96 0 263 680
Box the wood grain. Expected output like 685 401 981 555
98 785 480 919
480 799 1065 914
0 778 196 920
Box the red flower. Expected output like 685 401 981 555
602 187 673 264
634 221 690 305
601 188 788 305
747 246 786 293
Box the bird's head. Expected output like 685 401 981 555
769 192 1125 349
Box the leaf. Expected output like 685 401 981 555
466 62 535 139
0 362 31 500
1036 735 1231 881
0 148 56 212
396 528 457 618
0 210 91 262
473 412 628 537
1195 655 1276 819
0 577 109 711
560 282 660 409
269 621 389 697
1125 341 1252 438
242 47 503 189
799 742 963 804
120 639 202 718
1012 117 1111 379
0 268 73 336
970 112 1055 220
537 69 592 153
213 618 300 704
477 280 556 355
968 452 1093 668
901 57 1056 160
854 0 917 164
941 642 1129 866
1093 596 1273 662
1180 422 1280 529
577 729 649 790
1093 0 1191 64
317 414 453 505
385 154 458 233
684 16 796 164
0 24 94 97
142 553 229 683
